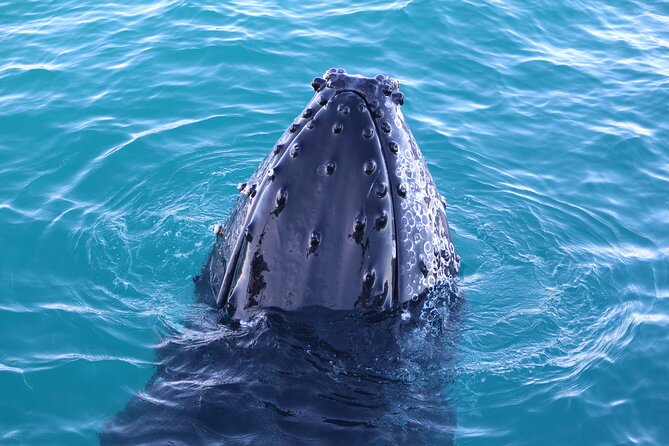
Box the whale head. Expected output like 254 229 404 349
201 68 459 319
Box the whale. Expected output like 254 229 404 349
100 69 461 445
197 68 459 320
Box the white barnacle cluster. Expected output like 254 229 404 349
392 110 459 299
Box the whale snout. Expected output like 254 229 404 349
315 68 404 112
210 69 458 319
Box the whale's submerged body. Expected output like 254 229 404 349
100 69 461 445
200 68 459 319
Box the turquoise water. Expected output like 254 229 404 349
1 0 668 444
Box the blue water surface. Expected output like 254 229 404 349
1 0 668 444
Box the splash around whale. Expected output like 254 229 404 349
197 68 460 320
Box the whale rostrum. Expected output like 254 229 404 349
198 68 459 319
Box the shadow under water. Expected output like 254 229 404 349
100 285 463 445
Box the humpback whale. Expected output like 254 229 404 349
200 68 459 319
100 69 461 445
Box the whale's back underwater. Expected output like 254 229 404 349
199 69 459 319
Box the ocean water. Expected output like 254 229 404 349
1 0 668 444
